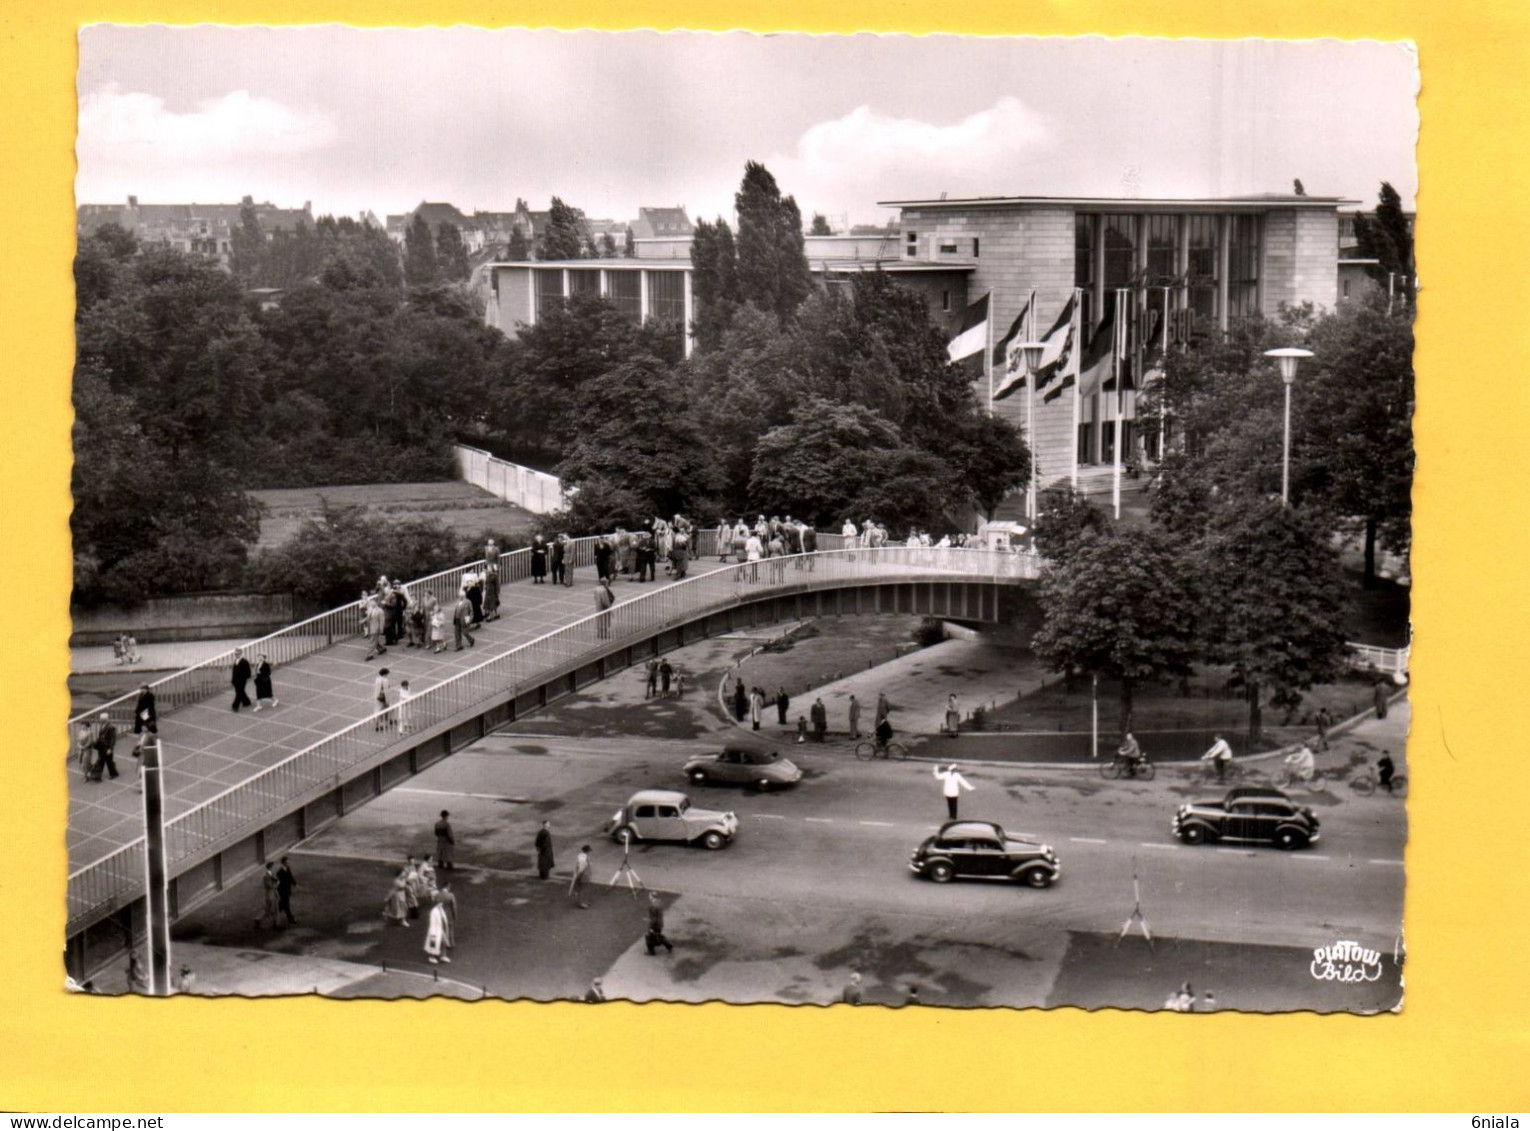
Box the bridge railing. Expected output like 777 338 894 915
65 546 1038 931
68 528 731 734
1346 641 1411 675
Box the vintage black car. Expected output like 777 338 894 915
1173 786 1321 850
908 820 1060 888
683 746 802 790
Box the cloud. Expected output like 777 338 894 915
78 85 336 167
765 96 1052 221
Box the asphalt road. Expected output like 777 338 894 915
176 728 1406 1011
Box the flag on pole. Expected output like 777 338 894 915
946 293 991 362
1075 290 1124 400
1034 296 1079 400
990 298 1033 401
1104 297 1152 393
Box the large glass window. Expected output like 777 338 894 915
1075 215 1096 336
648 270 686 324
568 269 601 297
1103 215 1137 287
607 270 641 322
1185 214 1219 329
1145 215 1177 285
534 269 565 319
1228 215 1260 319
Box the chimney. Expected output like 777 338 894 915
127 195 138 208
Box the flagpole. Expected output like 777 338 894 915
986 292 994 413
1026 288 1037 520
1112 288 1123 520
1158 285 1169 462
1071 288 1081 491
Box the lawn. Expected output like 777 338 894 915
249 481 539 550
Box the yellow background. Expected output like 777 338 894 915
2 0 1527 1113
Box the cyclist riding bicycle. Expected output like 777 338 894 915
1201 734 1234 782
1117 732 1145 775
1284 743 1317 783
874 717 895 751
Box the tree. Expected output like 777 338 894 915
690 217 741 352
600 232 618 257
734 161 813 322
941 407 1031 521
557 355 727 518
810 213 833 236
403 213 438 286
1292 291 1414 585
1031 525 1200 735
506 226 531 262
748 398 956 530
1031 484 1107 563
435 221 470 281
542 197 585 261
1352 182 1414 304
583 236 600 259
623 226 635 258
1197 498 1352 742
230 197 266 285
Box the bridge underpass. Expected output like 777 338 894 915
66 544 1040 975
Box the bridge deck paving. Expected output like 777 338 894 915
67 559 741 875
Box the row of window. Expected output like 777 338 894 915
1075 213 1261 333
530 268 686 323
906 232 980 258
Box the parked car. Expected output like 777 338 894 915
683 746 802 790
1173 787 1321 850
606 789 738 850
908 820 1060 888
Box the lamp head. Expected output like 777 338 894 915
1264 346 1314 384
1017 341 1047 372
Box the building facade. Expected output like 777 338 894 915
479 259 695 355
881 193 1355 503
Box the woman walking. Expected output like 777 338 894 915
383 869 410 926
253 654 278 711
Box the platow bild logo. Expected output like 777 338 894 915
1310 939 1385 983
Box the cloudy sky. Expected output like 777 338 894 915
77 28 1419 226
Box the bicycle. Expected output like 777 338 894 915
1271 765 1321 790
855 738 909 761
1187 760 1251 786
1348 762 1408 797
1100 755 1156 781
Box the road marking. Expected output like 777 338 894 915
859 821 895 827
804 817 835 824
1289 854 1330 861
1369 858 1405 866
1138 843 1177 850
752 814 786 820
1069 837 1108 844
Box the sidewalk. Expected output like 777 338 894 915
71 637 250 675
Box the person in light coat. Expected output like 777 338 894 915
934 764 975 819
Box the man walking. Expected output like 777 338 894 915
91 713 120 781
434 810 456 871
875 692 890 731
594 576 615 638
1314 706 1333 753
570 844 592 909
934 763 975 819
644 892 674 955
131 683 157 756
645 658 660 699
255 862 280 928
231 648 253 711
810 697 828 742
276 857 298 926
732 678 748 722
847 694 862 739
534 820 555 880
776 686 790 726
453 590 476 650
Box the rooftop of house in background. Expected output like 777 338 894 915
630 206 694 239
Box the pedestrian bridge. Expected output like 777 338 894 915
65 533 1041 970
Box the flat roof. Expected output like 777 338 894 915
484 258 689 269
811 259 976 274
882 193 1360 211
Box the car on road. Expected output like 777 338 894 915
683 746 802 790
606 789 739 850
1173 786 1321 850
908 820 1061 888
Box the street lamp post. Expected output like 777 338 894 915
1016 341 1048 519
1264 347 1314 506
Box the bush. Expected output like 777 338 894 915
912 617 946 647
